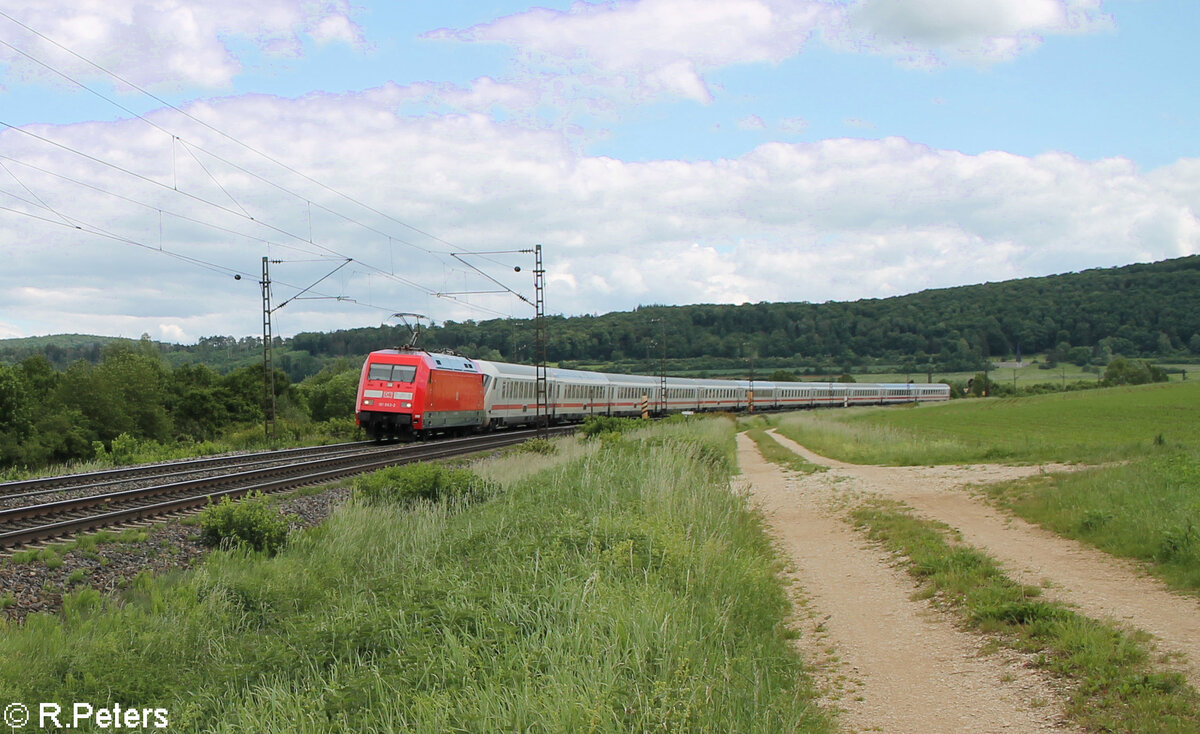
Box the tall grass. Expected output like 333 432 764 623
0 419 831 733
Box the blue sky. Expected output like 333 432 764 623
1 0 1198 341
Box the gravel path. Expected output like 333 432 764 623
736 432 1079 733
767 429 1200 691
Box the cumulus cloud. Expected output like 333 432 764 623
428 0 1115 110
428 0 833 105
0 0 365 90
842 0 1115 65
1 86 1195 341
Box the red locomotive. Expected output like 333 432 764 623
354 349 485 440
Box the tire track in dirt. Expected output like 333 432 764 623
735 433 1077 733
765 429 1200 691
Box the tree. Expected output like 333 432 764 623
298 360 361 422
967 372 992 397
1102 357 1168 386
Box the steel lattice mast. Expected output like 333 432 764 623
260 256 277 440
533 244 548 439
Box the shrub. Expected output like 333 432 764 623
353 462 498 507
579 415 642 438
92 432 162 466
513 438 558 455
198 491 289 555
1102 357 1168 386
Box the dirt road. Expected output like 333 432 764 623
738 431 1110 732
763 429 1200 691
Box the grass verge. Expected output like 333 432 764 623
851 499 1200 733
745 428 823 475
0 419 833 733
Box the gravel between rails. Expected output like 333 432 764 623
0 485 350 624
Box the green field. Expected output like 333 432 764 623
755 384 1200 729
769 381 1200 593
772 380 1200 465
0 420 831 733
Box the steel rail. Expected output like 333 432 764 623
0 443 397 506
0 427 572 549
0 440 376 496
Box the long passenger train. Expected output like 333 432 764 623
355 347 951 441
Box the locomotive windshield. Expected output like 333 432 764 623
368 364 417 383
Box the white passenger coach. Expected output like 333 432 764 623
475 359 950 428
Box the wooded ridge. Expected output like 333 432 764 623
3 254 1198 379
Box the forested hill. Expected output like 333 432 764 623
4 255 1200 378
290 255 1200 375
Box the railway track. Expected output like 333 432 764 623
0 440 378 499
0 427 571 550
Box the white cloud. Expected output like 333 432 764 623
0 0 365 90
842 0 1114 65
429 0 833 105
1 86 1195 341
428 0 1115 111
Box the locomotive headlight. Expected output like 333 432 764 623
363 399 373 405
402 402 411 408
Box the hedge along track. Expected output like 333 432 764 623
0 427 573 551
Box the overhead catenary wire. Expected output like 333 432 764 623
0 10 532 305
0 120 511 316
0 156 73 228
0 188 514 320
2 151 409 268
0 117 524 321
0 196 249 280
0 192 493 318
0 21 536 333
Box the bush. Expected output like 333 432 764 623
353 462 498 507
579 415 642 438
1102 358 1169 386
198 491 289 555
513 438 557 455
92 432 162 466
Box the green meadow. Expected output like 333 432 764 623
770 381 1200 593
772 380 1200 465
0 420 831 733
